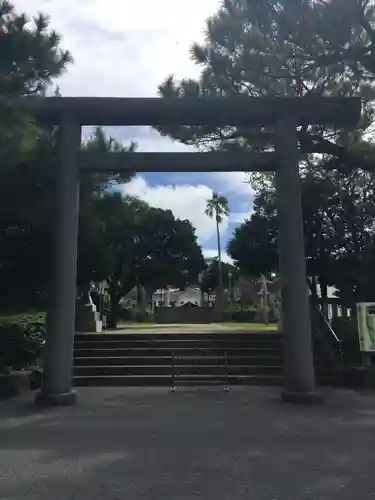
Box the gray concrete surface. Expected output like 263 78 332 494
1 387 375 499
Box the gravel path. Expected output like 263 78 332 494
1 386 375 499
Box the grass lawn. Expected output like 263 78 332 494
0 313 277 333
116 322 278 332
214 323 278 331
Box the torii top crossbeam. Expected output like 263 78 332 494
17 96 361 127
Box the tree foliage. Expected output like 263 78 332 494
0 1 73 167
155 0 375 308
0 0 72 96
81 127 136 191
228 148 375 304
0 1 141 310
156 0 375 173
0 1 72 308
0 122 136 310
205 192 229 222
0 1 207 321
82 193 205 319
205 192 230 287
200 259 239 294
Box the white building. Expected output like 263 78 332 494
152 286 212 307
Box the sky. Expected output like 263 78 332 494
14 0 254 262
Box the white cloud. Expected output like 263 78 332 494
120 176 229 245
76 0 219 32
16 0 220 98
203 249 234 265
208 172 253 197
14 0 253 236
230 212 251 224
206 172 254 221
25 0 220 32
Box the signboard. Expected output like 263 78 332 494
357 303 375 352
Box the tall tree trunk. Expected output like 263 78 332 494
108 290 121 329
216 214 223 288
136 284 143 307
200 287 205 306
307 276 317 319
144 285 154 308
319 277 329 319
310 275 318 300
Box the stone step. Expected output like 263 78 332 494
71 331 337 388
73 347 284 358
73 355 283 366
73 373 285 387
74 332 281 342
73 364 284 377
73 338 283 350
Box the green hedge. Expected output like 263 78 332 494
0 313 45 373
222 310 257 322
221 307 279 323
117 307 153 323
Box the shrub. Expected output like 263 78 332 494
135 307 154 323
117 306 154 324
222 309 257 322
117 307 134 322
0 313 45 373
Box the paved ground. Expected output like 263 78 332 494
1 387 375 499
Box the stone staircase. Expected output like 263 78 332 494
73 330 339 388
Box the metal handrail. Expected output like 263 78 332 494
315 304 341 344
170 349 230 391
310 298 343 367
171 350 177 392
223 350 229 391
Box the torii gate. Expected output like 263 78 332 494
15 95 360 406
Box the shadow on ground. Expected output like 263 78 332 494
1 386 375 499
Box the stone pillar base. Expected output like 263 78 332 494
281 389 324 406
34 390 77 407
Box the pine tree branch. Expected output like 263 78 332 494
357 0 375 47
298 130 375 174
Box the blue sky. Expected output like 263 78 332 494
122 169 253 261
17 0 254 261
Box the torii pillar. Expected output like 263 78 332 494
35 113 81 406
275 114 323 404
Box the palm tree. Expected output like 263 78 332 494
205 192 229 288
